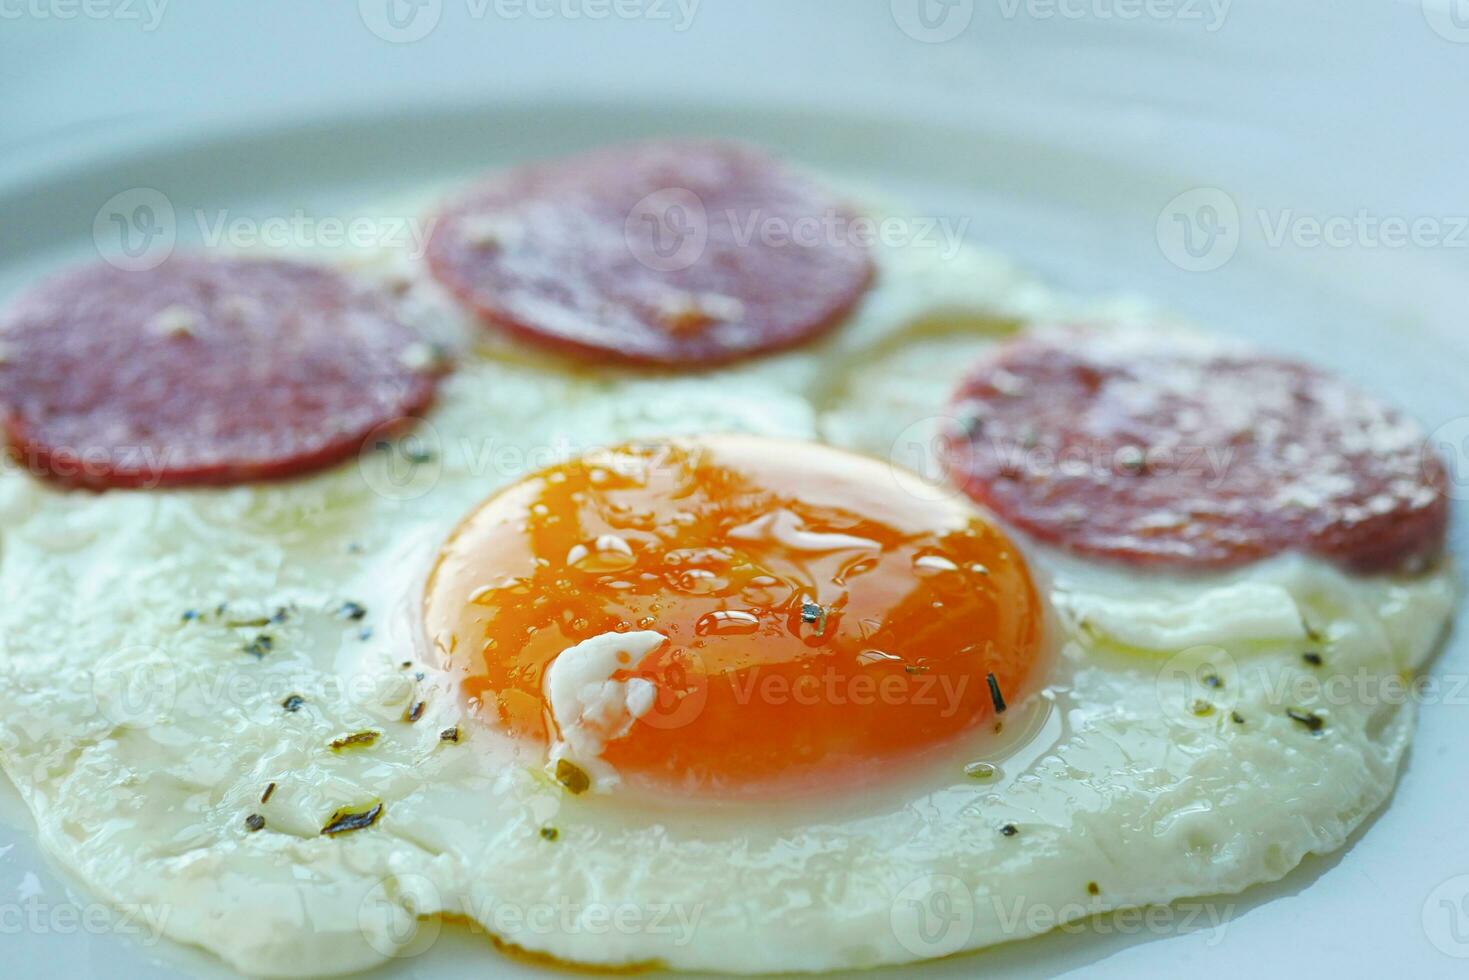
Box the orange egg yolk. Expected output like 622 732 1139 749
423 435 1043 796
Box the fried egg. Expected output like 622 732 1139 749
0 191 1455 978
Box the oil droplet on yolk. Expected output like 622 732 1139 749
423 435 1043 795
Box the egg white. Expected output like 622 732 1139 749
0 198 1456 977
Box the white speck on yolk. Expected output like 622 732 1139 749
542 630 667 792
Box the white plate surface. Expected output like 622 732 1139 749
1 4 1466 978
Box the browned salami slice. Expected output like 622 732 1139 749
945 326 1449 573
424 140 875 366
0 256 441 490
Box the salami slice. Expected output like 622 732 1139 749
945 326 1449 573
0 256 441 490
424 140 876 366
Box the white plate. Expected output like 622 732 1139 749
2 5 1466 978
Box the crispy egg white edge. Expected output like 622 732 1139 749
0 195 1457 976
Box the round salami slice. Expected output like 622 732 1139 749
944 326 1449 574
424 140 876 366
0 257 441 490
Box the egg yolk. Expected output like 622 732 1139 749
423 435 1043 795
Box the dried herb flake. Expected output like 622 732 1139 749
321 802 384 837
330 730 381 752
555 759 591 795
987 672 1008 714
1287 709 1325 734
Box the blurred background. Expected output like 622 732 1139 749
2 2 1468 977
